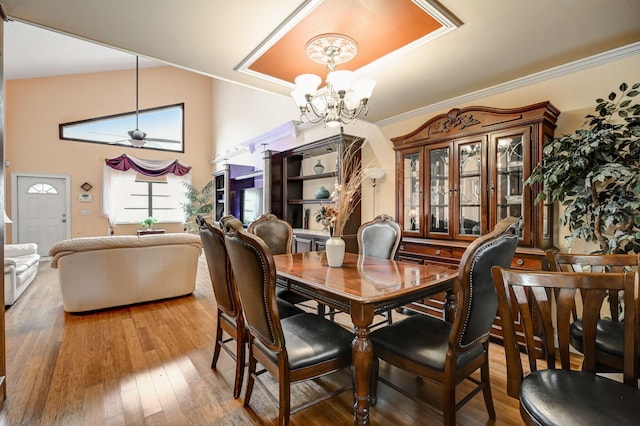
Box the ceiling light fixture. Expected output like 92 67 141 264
291 34 376 128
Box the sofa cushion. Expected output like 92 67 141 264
5 243 38 258
49 233 202 267
6 253 40 269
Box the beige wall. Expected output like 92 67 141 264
6 50 638 248
210 51 640 252
5 66 213 240
380 53 640 252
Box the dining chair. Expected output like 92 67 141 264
491 265 640 425
248 213 313 308
546 250 639 374
197 215 302 399
222 216 354 426
370 216 519 426
356 213 402 326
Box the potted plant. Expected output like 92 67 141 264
526 82 640 254
141 216 158 230
182 180 214 232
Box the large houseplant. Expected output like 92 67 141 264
182 180 214 232
526 82 640 254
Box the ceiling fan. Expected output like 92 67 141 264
125 56 181 148
98 56 181 148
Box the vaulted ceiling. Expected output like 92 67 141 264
3 0 640 125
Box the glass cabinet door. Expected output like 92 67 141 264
455 139 484 238
401 149 423 235
427 146 450 237
491 128 530 243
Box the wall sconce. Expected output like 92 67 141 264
80 182 93 191
364 167 385 217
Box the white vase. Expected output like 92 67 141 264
325 236 345 268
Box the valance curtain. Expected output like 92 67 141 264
104 153 191 176
102 154 192 230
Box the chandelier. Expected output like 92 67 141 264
291 34 376 128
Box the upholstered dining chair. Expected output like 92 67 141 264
358 214 402 261
222 216 354 426
356 214 402 325
492 265 640 425
248 213 312 308
546 250 639 374
197 215 302 399
370 216 519 426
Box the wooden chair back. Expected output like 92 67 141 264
222 215 285 352
546 250 638 321
451 216 519 351
248 213 293 255
357 214 402 260
492 265 639 398
196 215 241 318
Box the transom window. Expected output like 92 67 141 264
59 103 184 153
27 183 58 194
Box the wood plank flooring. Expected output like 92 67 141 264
0 255 533 425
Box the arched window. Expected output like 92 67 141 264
27 183 59 194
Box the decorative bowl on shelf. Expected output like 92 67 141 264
314 186 331 199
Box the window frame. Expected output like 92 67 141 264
59 103 185 153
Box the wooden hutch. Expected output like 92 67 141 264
391 102 560 345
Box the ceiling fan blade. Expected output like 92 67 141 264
143 137 182 144
89 131 128 139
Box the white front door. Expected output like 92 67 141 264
13 174 70 257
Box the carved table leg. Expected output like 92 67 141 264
351 303 374 425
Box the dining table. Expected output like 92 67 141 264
272 250 459 426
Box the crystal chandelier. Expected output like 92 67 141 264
291 34 376 128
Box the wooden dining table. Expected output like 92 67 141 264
273 251 459 426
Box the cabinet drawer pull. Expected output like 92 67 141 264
436 249 441 255
516 258 524 266
399 245 405 250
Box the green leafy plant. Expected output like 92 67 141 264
526 82 640 254
182 180 214 232
141 216 158 229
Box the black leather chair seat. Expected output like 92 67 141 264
257 313 353 370
276 287 311 306
277 299 305 318
520 370 640 425
371 315 483 370
570 319 627 356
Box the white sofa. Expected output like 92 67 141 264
4 243 41 306
49 233 202 313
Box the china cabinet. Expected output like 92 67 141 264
267 132 362 253
392 102 560 347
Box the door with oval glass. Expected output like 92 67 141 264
13 174 69 257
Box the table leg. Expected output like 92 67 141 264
351 303 374 425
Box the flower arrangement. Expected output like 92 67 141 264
314 139 369 237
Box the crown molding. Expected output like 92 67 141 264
376 42 640 128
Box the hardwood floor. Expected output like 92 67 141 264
0 255 531 425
